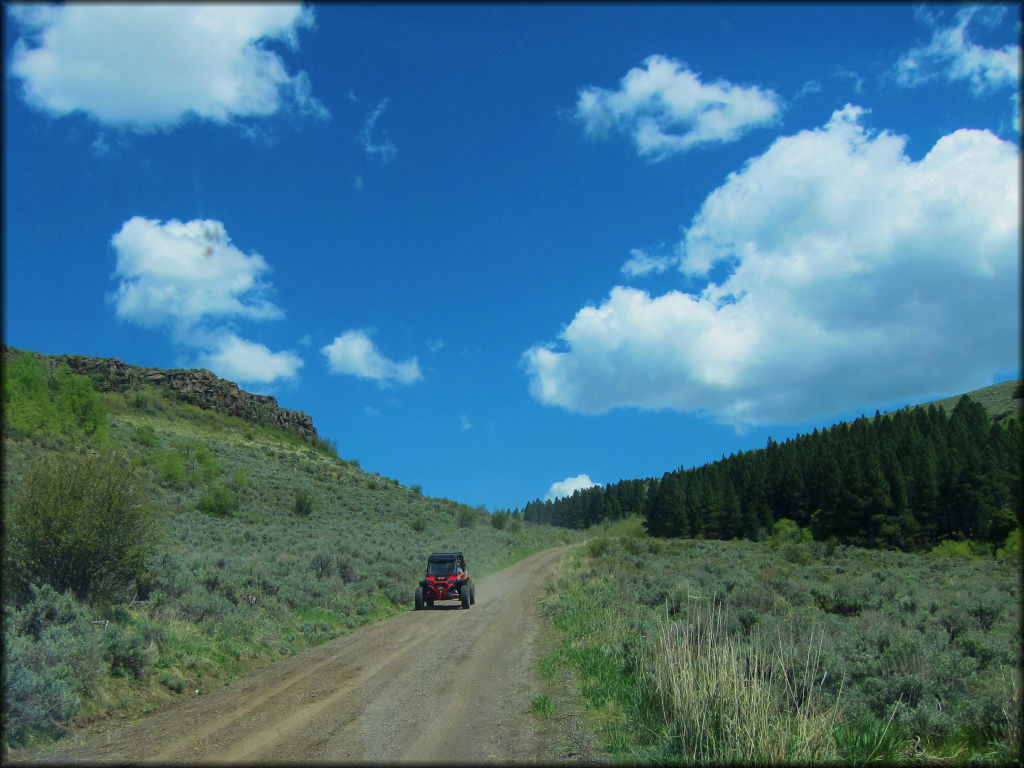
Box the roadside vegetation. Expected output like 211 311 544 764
2 351 579 754
535 517 1020 764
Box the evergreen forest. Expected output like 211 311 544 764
522 391 1021 552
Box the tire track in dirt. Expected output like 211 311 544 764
25 546 573 764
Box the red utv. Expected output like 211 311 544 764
415 552 475 610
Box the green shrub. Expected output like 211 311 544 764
6 453 159 604
293 489 315 517
131 424 159 447
197 486 239 517
2 585 109 749
51 365 108 441
2 634 80 750
158 671 187 693
457 507 477 528
587 536 610 558
928 539 976 559
491 511 509 530
102 625 155 679
336 554 359 584
995 526 1021 560
2 354 109 444
156 450 187 487
310 551 332 580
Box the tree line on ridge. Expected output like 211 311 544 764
521 395 1020 552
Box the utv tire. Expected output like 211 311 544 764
415 587 424 611
461 589 471 609
470 587 476 605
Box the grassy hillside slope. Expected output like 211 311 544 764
2 349 580 754
890 378 1020 421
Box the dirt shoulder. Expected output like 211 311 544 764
12 546 596 764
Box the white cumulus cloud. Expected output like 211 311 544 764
321 330 422 385
197 333 303 383
111 217 282 338
109 216 300 385
525 105 1019 428
546 474 599 502
575 54 781 160
8 3 328 130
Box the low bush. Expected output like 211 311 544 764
197 486 239 518
2 585 109 749
293 489 315 516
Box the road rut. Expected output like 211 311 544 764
27 546 574 764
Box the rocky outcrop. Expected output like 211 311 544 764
4 346 319 443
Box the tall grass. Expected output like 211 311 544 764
638 603 839 763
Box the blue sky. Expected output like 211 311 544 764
4 3 1020 512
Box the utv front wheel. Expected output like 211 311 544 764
470 587 476 605
461 589 471 609
415 587 424 611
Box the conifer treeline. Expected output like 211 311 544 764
521 396 1021 550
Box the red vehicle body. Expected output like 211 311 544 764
415 552 475 610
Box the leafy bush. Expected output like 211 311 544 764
197 486 239 517
102 624 156 679
131 424 159 447
309 551 332 580
293 489 315 517
995 526 1021 560
928 539 976 559
2 354 108 444
6 452 159 604
156 450 187 487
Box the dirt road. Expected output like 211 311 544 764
27 546 585 764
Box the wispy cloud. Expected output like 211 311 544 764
895 6 1020 95
575 54 781 161
621 248 676 278
109 216 302 384
356 98 397 162
321 330 421 385
8 3 328 131
525 105 1019 428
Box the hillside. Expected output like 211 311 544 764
1 347 580 753
904 378 1020 422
